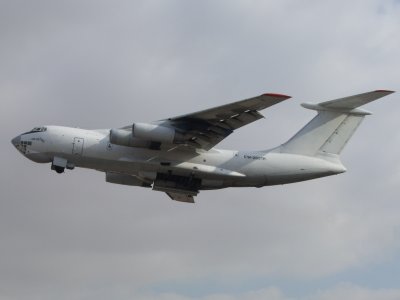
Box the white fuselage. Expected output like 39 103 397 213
12 125 346 190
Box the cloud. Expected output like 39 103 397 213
20 284 398 300
1 0 400 299
309 284 400 300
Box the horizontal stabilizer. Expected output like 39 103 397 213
302 90 394 113
319 90 394 109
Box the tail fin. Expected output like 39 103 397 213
279 90 394 156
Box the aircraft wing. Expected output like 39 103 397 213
158 93 291 150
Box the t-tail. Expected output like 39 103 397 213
277 90 395 159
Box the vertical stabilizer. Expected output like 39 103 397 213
279 90 394 156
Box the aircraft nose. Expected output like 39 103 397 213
11 135 21 147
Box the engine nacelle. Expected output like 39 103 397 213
109 129 151 148
110 123 185 148
132 122 182 143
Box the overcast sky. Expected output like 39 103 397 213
1 0 400 299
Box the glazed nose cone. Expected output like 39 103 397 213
11 135 21 148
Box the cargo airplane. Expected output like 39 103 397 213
11 90 394 202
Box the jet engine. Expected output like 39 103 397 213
109 128 151 148
132 122 184 143
110 123 185 148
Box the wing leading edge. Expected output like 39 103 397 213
158 93 291 150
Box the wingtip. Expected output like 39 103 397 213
263 93 292 99
374 89 395 94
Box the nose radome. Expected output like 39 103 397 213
11 135 21 147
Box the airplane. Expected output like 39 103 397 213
11 90 394 203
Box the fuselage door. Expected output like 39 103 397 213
72 137 84 155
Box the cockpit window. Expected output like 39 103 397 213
28 127 47 133
22 127 47 136
30 127 47 132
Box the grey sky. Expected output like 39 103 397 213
1 0 400 299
